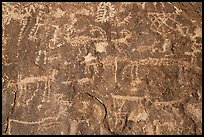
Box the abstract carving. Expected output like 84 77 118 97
2 2 202 135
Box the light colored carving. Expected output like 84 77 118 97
49 25 60 48
111 93 145 102
81 54 101 75
148 12 178 35
95 2 116 23
47 52 62 63
69 35 93 47
77 78 93 85
154 99 184 107
7 117 57 135
119 57 202 73
95 42 108 53
75 7 95 17
37 104 42 110
90 25 107 40
141 2 146 10
117 12 132 27
2 3 32 26
25 82 39 105
18 75 51 85
17 74 52 104
114 57 118 84
173 6 182 14
28 16 44 42
7 91 72 134
176 24 188 37
35 50 47 65
83 53 97 62
61 81 72 85
112 29 132 47
17 19 29 47
162 39 170 52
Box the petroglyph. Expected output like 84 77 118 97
112 29 132 47
95 42 108 53
25 82 39 105
83 53 97 63
95 2 116 23
111 94 146 102
148 12 178 35
90 25 107 40
79 76 92 83
6 117 57 135
17 75 52 85
117 12 132 27
154 99 184 107
17 74 53 105
120 57 201 75
28 15 45 42
2 2 202 135
35 50 47 65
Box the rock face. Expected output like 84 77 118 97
2 2 202 135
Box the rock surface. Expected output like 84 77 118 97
2 2 202 135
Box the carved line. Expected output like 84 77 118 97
25 82 39 105
111 93 145 102
7 117 57 135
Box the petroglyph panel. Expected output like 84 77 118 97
2 2 202 135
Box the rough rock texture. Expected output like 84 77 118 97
2 2 202 135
